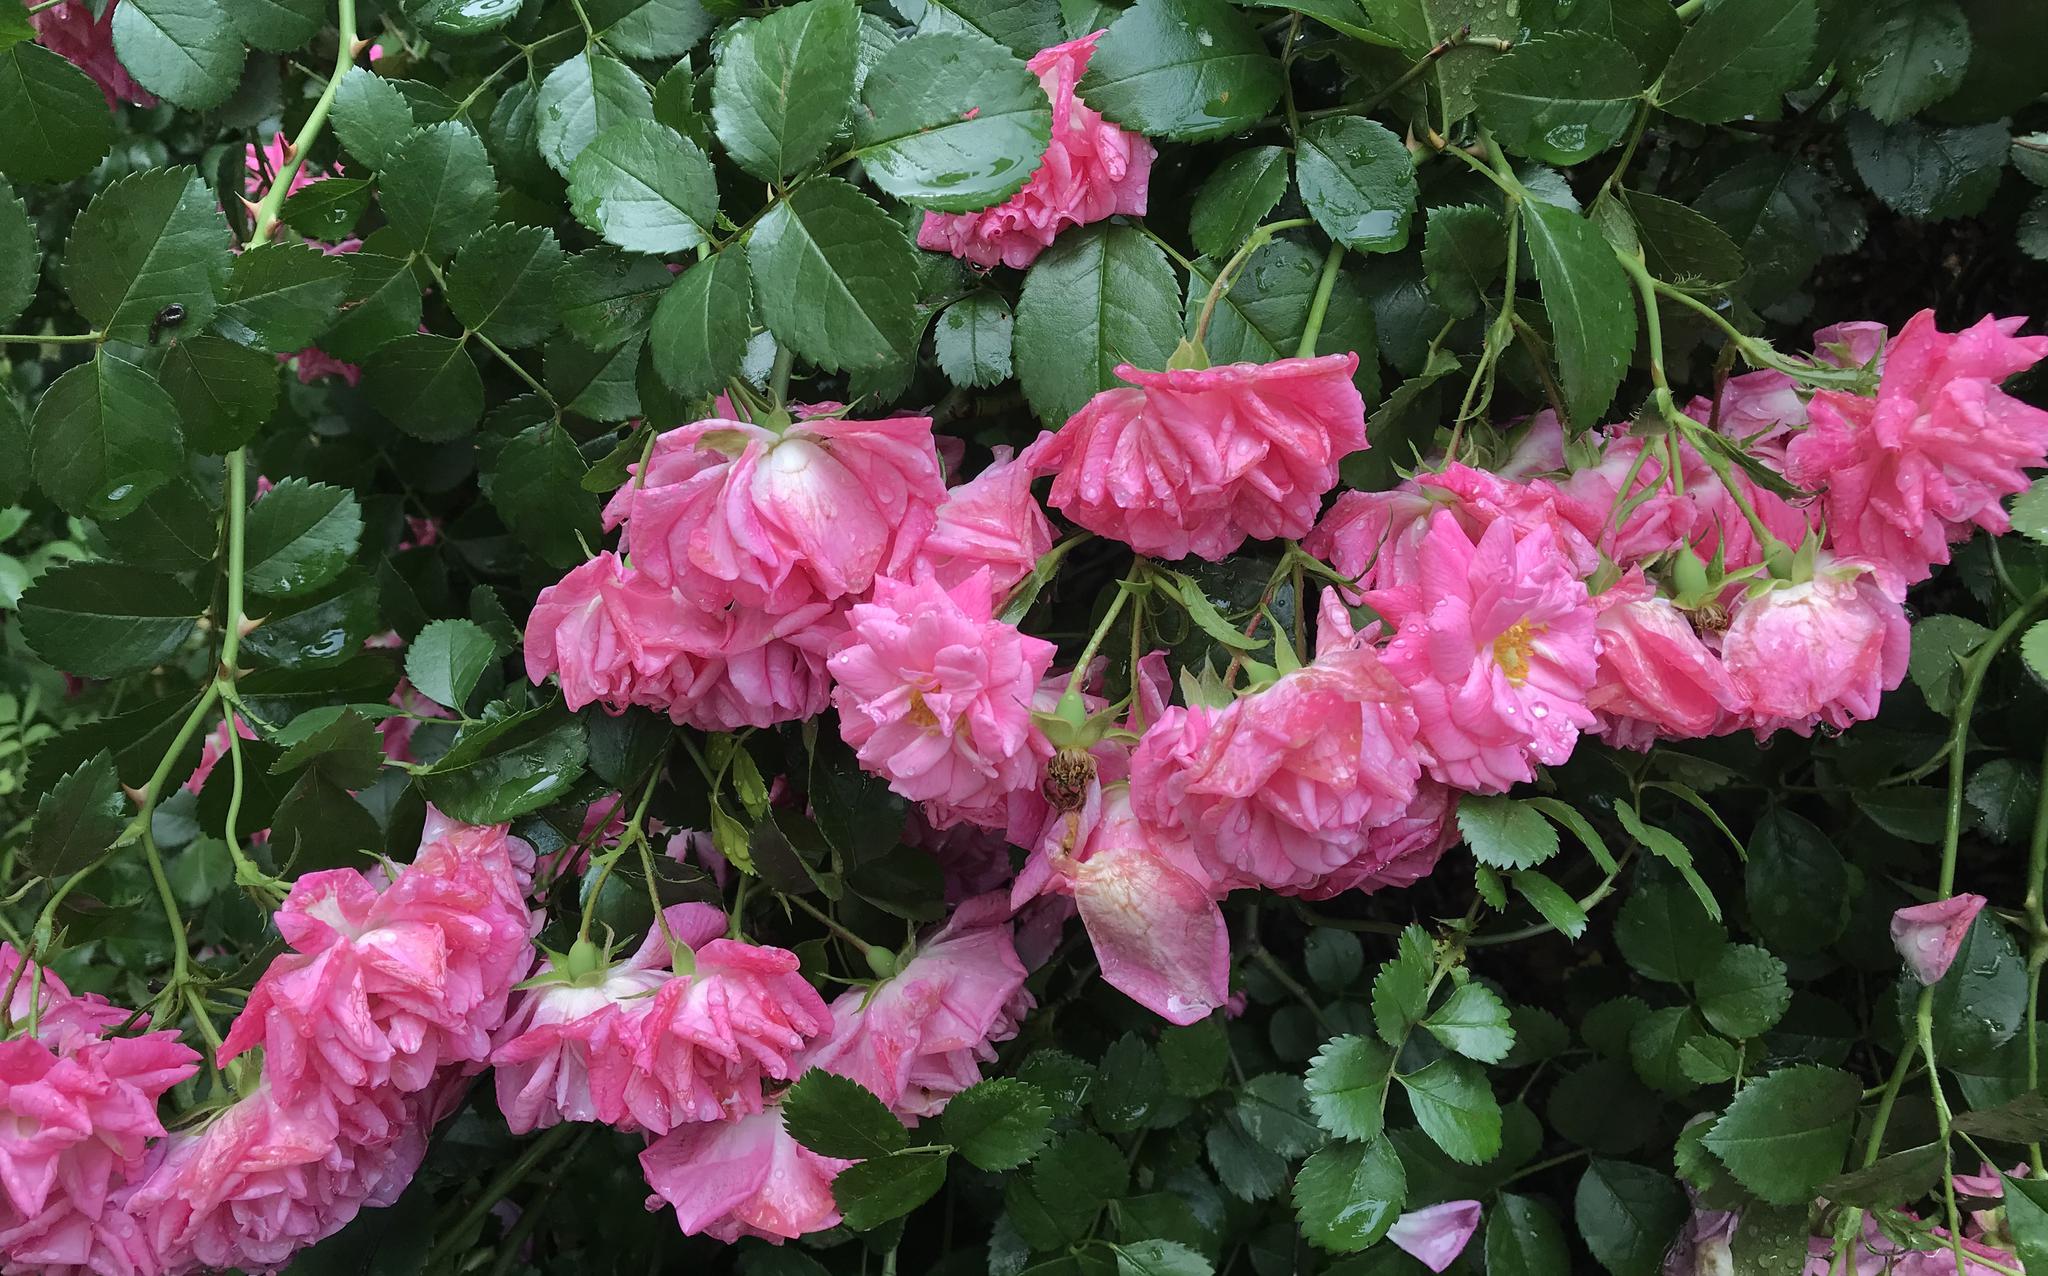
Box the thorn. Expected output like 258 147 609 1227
236 614 264 637
349 35 375 60
122 784 146 808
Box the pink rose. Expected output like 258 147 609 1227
1787 310 2048 586
1031 355 1366 561
1128 643 1421 893
603 412 947 613
1060 786 1229 1025
1684 368 1807 463
1286 778 1460 901
24 0 153 108
1368 514 1598 793
1387 1200 1483 1273
912 444 1056 596
803 896 1032 1119
639 1107 849 1244
129 1086 428 1276
829 569 1056 828
1588 571 1745 750
661 600 843 733
217 818 539 1130
915 31 1154 269
1720 556 1908 739
1890 894 1987 985
1813 319 1888 368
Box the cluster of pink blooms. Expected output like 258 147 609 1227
0 816 537 1275
490 894 1031 1242
527 308 2048 1043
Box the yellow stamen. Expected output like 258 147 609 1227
1493 620 1540 685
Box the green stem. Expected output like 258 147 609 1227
1063 579 1135 699
1916 990 1970 1272
0 330 100 344
1192 219 1314 347
470 330 556 406
121 682 225 845
1296 242 1345 359
2027 730 2048 1174
247 0 359 244
1364 23 1471 113
142 825 189 989
1938 590 2048 895
1248 944 1329 1030
220 450 249 677
788 893 879 953
768 342 794 408
426 1123 580 1269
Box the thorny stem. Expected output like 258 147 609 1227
247 0 360 245
1296 242 1346 359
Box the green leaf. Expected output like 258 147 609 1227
1847 113 2007 222
1858 785 1946 844
31 352 185 520
405 0 524 37
244 479 362 598
1292 1138 1405 1252
832 1151 948 1231
2026 619 2048 685
1694 944 1790 1039
538 52 654 178
1304 928 1363 990
215 244 350 354
1014 222 1180 425
111 0 245 110
1842 0 1971 123
1745 809 1851 955
1558 0 1682 76
1968 758 2039 843
1425 981 1517 1063
269 770 382 874
894 0 1061 58
1920 913 2025 1066
331 68 417 170
482 422 602 570
1702 1066 1859 1205
269 708 383 789
942 1078 1053 1170
546 332 641 421
1486 1193 1571 1276
418 702 587 823
854 33 1051 212
321 252 424 363
1079 0 1283 141
1614 800 1718 921
1158 1020 1227 1098
0 44 114 182
362 333 483 441
64 166 232 346
217 0 319 52
2010 476 2048 546
748 175 919 370
18 563 203 678
240 569 379 670
1422 202 1507 319
1184 241 1377 386
1205 1115 1288 1203
557 247 670 351
0 187 36 329
1371 925 1432 1045
446 224 565 346
933 292 1013 389
1303 1034 1391 1141
1817 1144 1946 1210
709 0 859 181
1652 0 1817 123
155 335 280 454
379 122 500 260
1456 795 1559 870
1294 116 1416 253
403 618 497 713
1190 146 1291 259
648 251 751 398
1615 883 1726 983
781 1068 910 1159
602 0 712 58
1397 1056 1501 1165
1235 1072 1321 1157
1521 197 1635 429
1575 1160 1686 1276
1475 32 1645 166
1512 870 1589 940
26 750 126 878
567 120 717 254
99 478 217 571
2006 1173 2048 1271
1618 189 1745 292
1114 1240 1212 1276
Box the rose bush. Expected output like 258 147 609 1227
3 0 2048 1273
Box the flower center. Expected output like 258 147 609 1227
1492 620 1540 685
907 688 939 731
